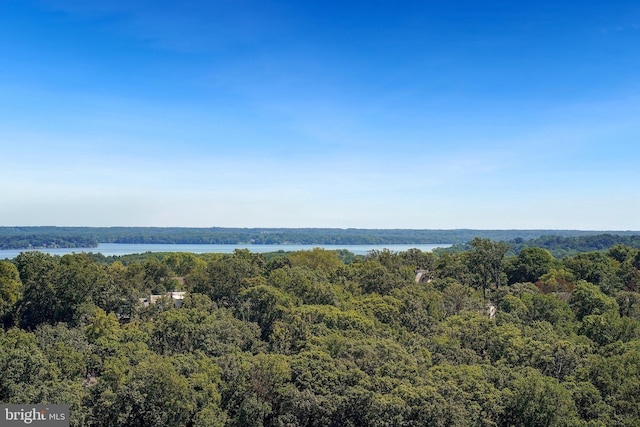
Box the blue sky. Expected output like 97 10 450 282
1 0 639 229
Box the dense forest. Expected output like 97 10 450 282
2 226 638 249
1 240 640 426
435 234 640 258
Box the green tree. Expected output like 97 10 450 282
239 285 293 340
151 306 263 358
617 291 640 320
440 282 481 318
189 251 265 305
172 352 227 427
0 328 57 403
142 257 173 294
92 354 196 427
566 381 610 424
14 251 59 328
615 258 640 292
564 252 620 293
506 247 557 284
349 259 413 295
607 244 638 264
400 248 435 270
162 252 205 277
427 364 505 426
582 349 640 424
35 322 92 380
0 260 22 322
536 268 575 294
434 253 472 285
288 248 343 275
468 238 510 299
570 280 618 321
525 293 575 326
54 253 120 324
504 368 579 427
580 310 639 346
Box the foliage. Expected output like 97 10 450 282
4 226 639 250
0 260 22 321
2 243 640 426
468 238 510 298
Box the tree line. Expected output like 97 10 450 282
2 226 639 250
0 235 98 250
435 233 640 258
1 241 640 426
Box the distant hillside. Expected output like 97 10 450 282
512 233 640 257
434 233 640 258
1 227 639 250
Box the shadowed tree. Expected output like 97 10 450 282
0 260 22 324
504 368 579 426
14 252 59 329
468 238 510 299
506 247 557 284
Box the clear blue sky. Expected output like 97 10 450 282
1 0 639 229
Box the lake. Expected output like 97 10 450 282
0 242 451 260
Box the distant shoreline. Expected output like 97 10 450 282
0 243 452 260
2 226 639 250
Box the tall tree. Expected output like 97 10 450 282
506 247 557 284
468 238 510 299
0 260 22 322
14 252 59 328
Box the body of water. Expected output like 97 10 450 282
0 243 451 260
